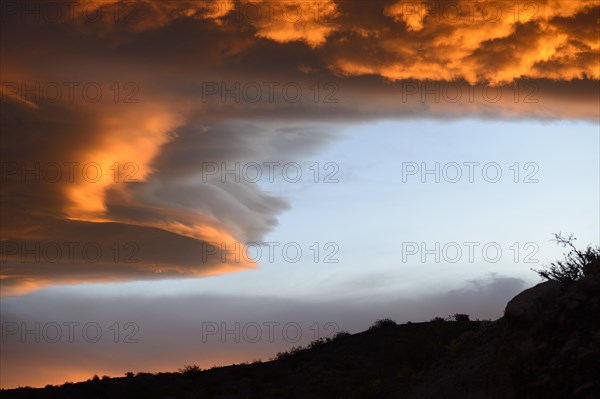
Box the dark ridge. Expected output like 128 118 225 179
3 260 599 399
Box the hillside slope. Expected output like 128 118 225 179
3 260 599 399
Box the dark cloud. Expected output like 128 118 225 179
0 100 336 295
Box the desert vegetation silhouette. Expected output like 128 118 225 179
532 233 600 283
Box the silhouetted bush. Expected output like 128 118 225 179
308 337 327 348
178 364 202 375
533 233 600 283
369 318 397 330
331 330 351 340
275 345 304 360
124 372 134 378
430 317 446 323
451 313 470 322
307 330 352 349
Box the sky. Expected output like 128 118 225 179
0 0 599 389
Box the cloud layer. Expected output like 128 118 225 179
1 0 598 294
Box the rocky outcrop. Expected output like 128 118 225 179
504 280 562 324
405 259 600 399
493 259 600 399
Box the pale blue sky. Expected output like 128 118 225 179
47 118 599 300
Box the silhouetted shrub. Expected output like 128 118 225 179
451 313 470 322
275 345 304 360
124 372 134 378
306 331 352 349
369 318 397 330
430 317 446 323
308 337 327 348
178 364 202 375
533 233 600 283
331 330 351 340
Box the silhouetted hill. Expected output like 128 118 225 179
3 260 599 399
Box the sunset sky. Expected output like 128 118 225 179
1 0 599 389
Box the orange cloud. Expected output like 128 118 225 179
51 1 599 82
63 106 179 220
331 0 599 84
245 0 339 47
64 0 339 47
1 0 597 296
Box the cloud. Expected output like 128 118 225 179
1 0 597 294
0 99 336 295
329 0 599 84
